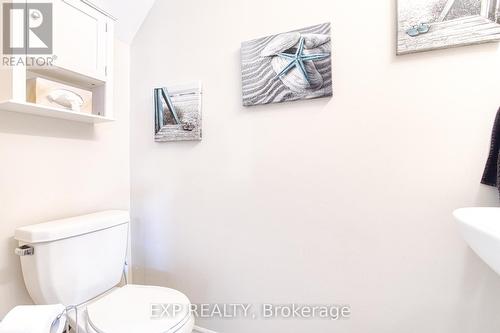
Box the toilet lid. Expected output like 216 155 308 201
87 284 192 333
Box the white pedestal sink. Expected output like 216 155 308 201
454 207 500 276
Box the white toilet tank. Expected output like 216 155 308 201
14 210 129 306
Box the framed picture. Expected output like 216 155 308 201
397 0 500 55
241 23 332 106
154 82 202 142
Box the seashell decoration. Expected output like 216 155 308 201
260 32 300 57
302 41 331 55
47 89 84 111
301 33 330 49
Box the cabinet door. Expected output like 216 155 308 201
52 0 108 81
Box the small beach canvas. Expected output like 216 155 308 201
154 82 202 142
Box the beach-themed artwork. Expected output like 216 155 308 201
241 23 332 106
397 0 500 55
154 82 202 142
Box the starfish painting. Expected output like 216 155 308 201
241 23 332 106
275 36 330 85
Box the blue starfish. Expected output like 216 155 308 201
275 36 330 85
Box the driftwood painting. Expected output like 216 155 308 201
241 23 332 106
154 82 202 142
397 0 500 55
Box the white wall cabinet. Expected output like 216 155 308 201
52 0 110 81
0 0 115 123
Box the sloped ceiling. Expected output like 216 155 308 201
91 0 157 43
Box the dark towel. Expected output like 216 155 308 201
481 107 500 187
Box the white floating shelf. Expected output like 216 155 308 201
0 100 114 123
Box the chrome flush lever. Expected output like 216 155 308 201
15 245 34 256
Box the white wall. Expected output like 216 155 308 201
91 0 156 43
0 40 130 318
130 1 500 332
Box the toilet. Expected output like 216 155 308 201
13 210 194 333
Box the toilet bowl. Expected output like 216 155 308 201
12 211 195 333
63 285 194 333
83 285 194 333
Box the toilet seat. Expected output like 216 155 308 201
86 284 193 333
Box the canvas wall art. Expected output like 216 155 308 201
241 23 332 106
154 82 202 142
397 0 500 55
